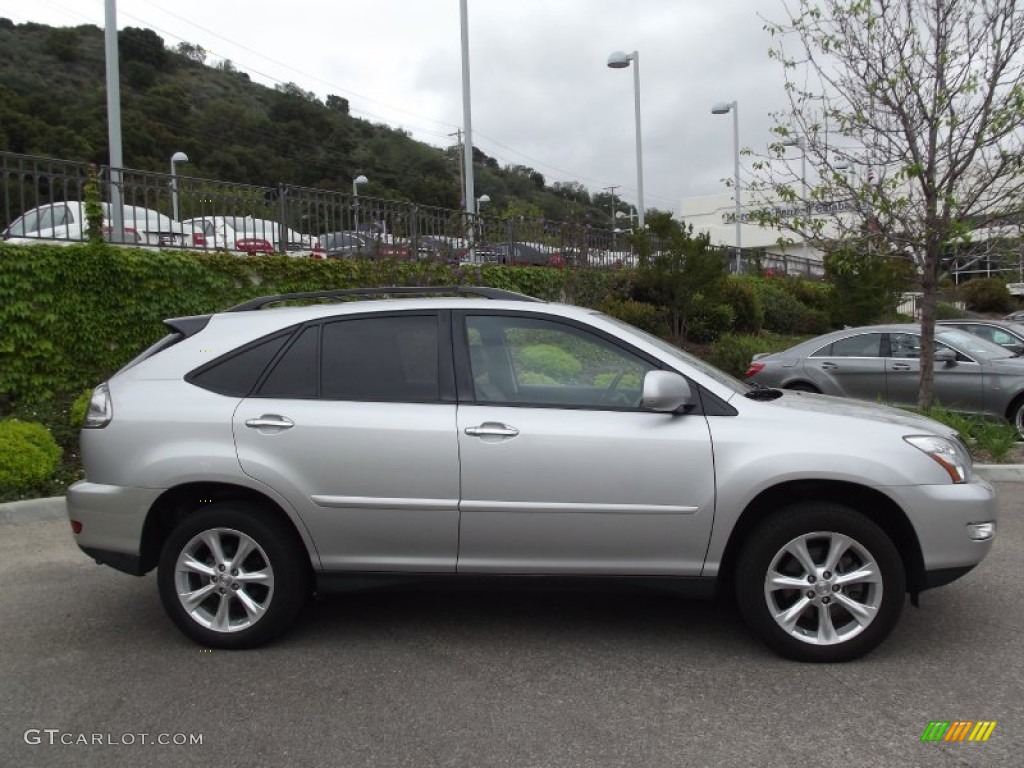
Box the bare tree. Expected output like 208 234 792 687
752 0 1024 408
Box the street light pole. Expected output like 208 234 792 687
781 136 807 215
352 175 368 232
459 0 477 240
104 0 124 241
607 51 645 230
170 151 188 221
711 100 741 273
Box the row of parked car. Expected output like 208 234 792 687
746 316 1024 435
2 201 627 267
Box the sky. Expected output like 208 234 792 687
0 0 795 217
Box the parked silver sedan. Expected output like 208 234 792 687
937 318 1024 355
747 323 1024 432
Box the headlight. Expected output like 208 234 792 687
904 434 972 483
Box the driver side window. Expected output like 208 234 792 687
465 315 655 408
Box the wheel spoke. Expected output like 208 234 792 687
834 591 879 626
767 572 811 591
822 533 853 574
774 596 813 633
229 537 255 571
181 554 215 578
816 605 839 644
210 594 232 631
200 530 228 567
235 589 266 621
834 562 881 587
234 567 273 586
181 582 218 612
785 537 818 577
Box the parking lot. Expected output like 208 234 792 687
1 485 1021 768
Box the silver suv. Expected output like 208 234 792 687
68 287 997 661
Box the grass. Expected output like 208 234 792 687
920 404 1019 462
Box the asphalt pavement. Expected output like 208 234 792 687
0 484 1021 768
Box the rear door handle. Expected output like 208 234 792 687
890 364 912 371
245 415 295 430
465 423 519 438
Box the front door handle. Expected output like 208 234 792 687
890 364 913 371
820 362 838 370
465 422 519 438
245 415 295 430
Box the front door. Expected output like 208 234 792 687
454 313 716 576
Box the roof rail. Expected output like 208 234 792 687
226 285 542 312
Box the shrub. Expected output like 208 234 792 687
684 298 735 344
707 334 770 378
0 419 62 496
599 299 668 336
723 279 763 334
515 344 583 382
959 278 1013 313
70 388 93 428
935 301 968 320
758 286 811 335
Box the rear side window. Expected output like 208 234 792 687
321 315 439 401
188 332 291 396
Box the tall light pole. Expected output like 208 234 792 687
170 151 188 221
459 0 477 238
352 174 368 232
711 100 741 273
104 0 124 241
780 135 807 215
607 50 645 230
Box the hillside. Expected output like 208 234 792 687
0 18 611 223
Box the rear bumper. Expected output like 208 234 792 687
66 481 163 573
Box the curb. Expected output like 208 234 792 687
0 496 66 525
0 469 1021 525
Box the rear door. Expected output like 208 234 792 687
803 332 887 400
231 312 461 572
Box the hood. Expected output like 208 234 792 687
763 390 958 438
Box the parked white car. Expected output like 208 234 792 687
3 201 191 247
183 215 320 257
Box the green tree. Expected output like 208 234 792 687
754 0 1024 408
824 248 913 326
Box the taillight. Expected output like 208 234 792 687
83 382 113 428
192 232 207 247
236 238 273 253
70 520 82 534
745 361 766 378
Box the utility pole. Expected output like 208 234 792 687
449 129 465 208
602 185 619 228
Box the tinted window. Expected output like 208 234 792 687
829 333 883 358
188 332 291 396
466 315 654 408
321 315 439 401
258 326 318 398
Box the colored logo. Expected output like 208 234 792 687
921 721 997 742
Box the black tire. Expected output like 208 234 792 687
785 382 820 393
1007 394 1024 439
157 502 310 649
734 502 905 662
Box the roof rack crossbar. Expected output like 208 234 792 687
227 285 542 312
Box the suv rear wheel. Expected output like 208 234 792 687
735 502 905 662
157 502 310 648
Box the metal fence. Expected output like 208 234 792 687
0 150 825 276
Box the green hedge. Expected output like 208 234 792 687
0 243 619 405
0 419 62 496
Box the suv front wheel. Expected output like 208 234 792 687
157 502 310 648
735 502 906 662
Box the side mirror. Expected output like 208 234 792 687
642 371 695 413
934 348 957 365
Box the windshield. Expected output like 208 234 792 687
598 314 750 394
936 328 1015 360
